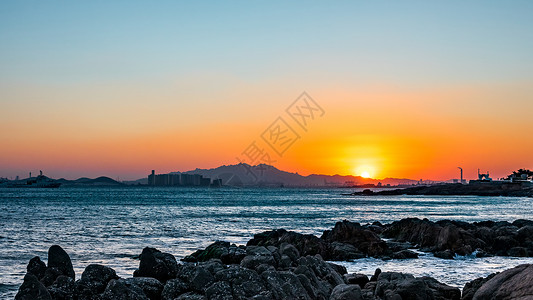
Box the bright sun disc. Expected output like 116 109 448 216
361 171 371 178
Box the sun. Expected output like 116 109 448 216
360 171 371 178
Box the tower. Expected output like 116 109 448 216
458 167 463 184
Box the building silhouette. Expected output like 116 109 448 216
148 170 220 187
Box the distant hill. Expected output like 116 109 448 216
152 163 419 187
57 176 124 186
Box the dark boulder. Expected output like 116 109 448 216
392 249 419 259
183 241 246 265
375 272 460 300
101 278 149 300
75 264 119 295
205 281 233 300
473 264 533 299
15 273 52 300
322 220 389 257
47 245 75 280
344 273 369 289
247 229 328 259
123 277 164 300
134 247 179 282
329 284 363 300
161 278 189 300
47 275 75 300
27 256 47 279
461 273 497 300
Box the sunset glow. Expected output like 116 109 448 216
1 2 532 181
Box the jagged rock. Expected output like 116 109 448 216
176 292 206 300
183 241 246 265
47 275 74 300
262 270 310 299
123 277 164 300
214 266 271 299
41 267 63 287
15 273 52 300
280 243 300 261
47 245 75 280
75 264 119 295
375 272 433 300
434 250 455 259
247 229 328 259
370 268 381 282
134 247 179 282
422 276 460 300
27 256 47 279
375 272 460 300
205 281 233 300
473 264 533 299
507 246 528 257
322 220 389 257
344 273 369 289
240 254 276 270
329 284 363 300
461 273 497 300
391 249 419 259
101 278 149 300
161 278 189 300
328 262 347 275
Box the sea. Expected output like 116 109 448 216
1 186 533 299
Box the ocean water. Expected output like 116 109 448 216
1 187 533 298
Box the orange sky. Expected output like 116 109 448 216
1 2 532 180
1 81 531 181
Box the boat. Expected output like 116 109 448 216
1 171 61 188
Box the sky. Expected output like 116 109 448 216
1 1 532 180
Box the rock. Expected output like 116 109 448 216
134 247 179 282
322 220 389 257
101 278 149 300
199 259 225 275
240 254 276 270
205 281 233 300
507 246 528 257
391 249 419 259
161 278 189 300
280 243 300 261
214 266 271 299
434 250 455 259
41 267 63 287
47 275 75 300
328 262 348 275
123 277 164 300
183 241 246 265
47 245 75 280
189 267 214 292
27 256 47 279
15 273 52 300
344 273 369 289
328 242 366 261
375 272 425 299
422 276 460 300
461 273 497 300
247 229 328 259
329 284 363 300
370 268 381 282
262 270 310 299
176 292 206 300
76 264 119 295
473 264 533 299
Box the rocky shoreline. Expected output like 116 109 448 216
15 218 533 300
349 183 533 197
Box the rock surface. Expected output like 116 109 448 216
15 218 533 300
470 264 533 300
